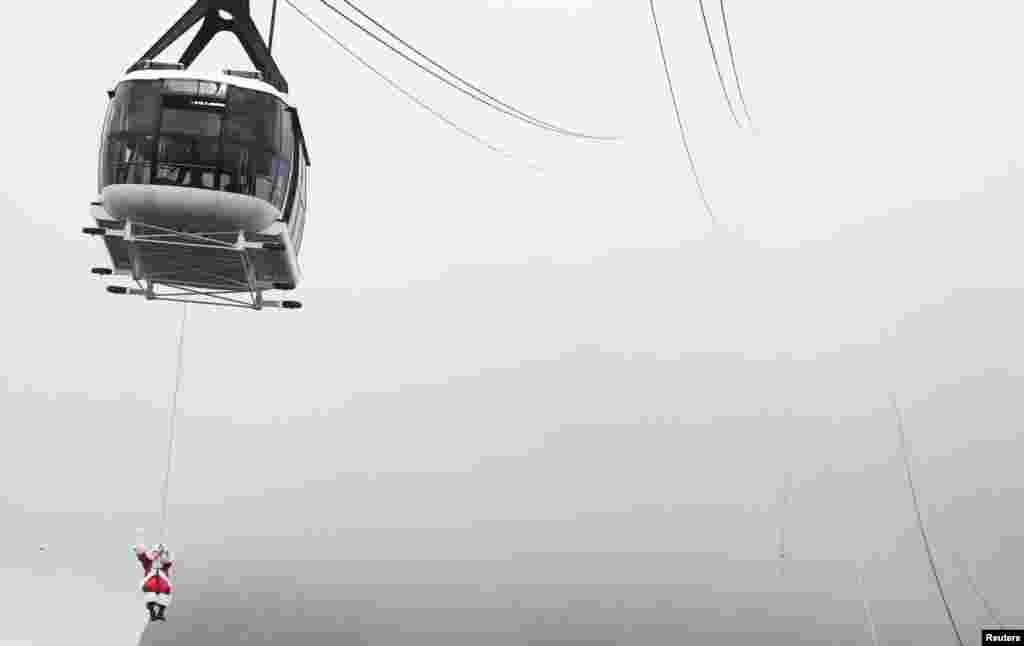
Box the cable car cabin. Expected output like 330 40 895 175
86 66 310 310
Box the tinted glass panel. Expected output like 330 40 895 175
269 158 287 207
165 79 227 99
293 211 305 254
280 111 294 161
294 190 307 253
155 137 219 188
161 107 222 138
225 87 277 147
106 86 128 134
98 99 116 191
220 142 251 193
198 81 227 98
123 82 161 133
98 80 293 212
104 135 155 186
164 79 198 95
250 150 274 203
289 157 308 253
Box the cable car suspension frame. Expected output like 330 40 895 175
85 218 300 309
129 0 288 93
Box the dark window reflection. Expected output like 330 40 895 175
104 134 155 186
99 80 297 214
289 153 308 253
155 136 219 188
123 82 161 134
225 87 277 147
161 107 222 138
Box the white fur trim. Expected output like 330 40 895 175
143 592 158 603
155 594 172 607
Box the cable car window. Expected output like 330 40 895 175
106 86 128 134
164 79 199 95
289 156 307 250
294 188 307 252
221 88 292 209
106 135 155 185
279 109 294 159
248 150 274 203
225 87 277 146
155 137 218 188
221 142 253 195
117 81 162 134
195 138 219 167
222 148 256 196
125 82 161 133
99 79 294 212
271 157 290 207
161 106 222 138
297 170 308 251
293 206 305 253
198 81 227 98
100 81 160 189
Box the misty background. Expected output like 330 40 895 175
1 0 1023 644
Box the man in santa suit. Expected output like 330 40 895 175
135 537 175 622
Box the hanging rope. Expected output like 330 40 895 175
857 561 881 646
776 470 790 577
891 395 964 646
159 303 189 545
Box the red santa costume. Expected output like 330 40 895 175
135 543 174 610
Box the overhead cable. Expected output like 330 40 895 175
316 0 616 141
718 0 754 128
649 0 715 223
697 0 741 127
284 0 541 172
321 0 618 141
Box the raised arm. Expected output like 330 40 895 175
134 530 150 566
159 550 175 575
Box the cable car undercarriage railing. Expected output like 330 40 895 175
83 218 301 310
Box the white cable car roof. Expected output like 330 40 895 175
112 68 294 107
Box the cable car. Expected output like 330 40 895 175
84 0 309 310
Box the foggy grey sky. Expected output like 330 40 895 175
2 0 1023 644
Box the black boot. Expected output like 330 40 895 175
156 605 167 621
146 602 158 621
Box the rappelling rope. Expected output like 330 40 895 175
857 561 881 646
159 303 189 545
